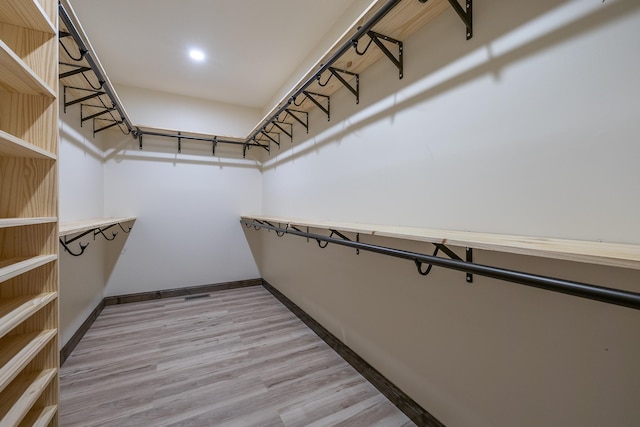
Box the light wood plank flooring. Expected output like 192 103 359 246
60 286 415 426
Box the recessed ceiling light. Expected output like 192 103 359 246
189 48 205 62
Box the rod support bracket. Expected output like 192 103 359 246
301 91 331 121
284 109 309 134
447 0 473 40
466 248 473 283
367 31 403 79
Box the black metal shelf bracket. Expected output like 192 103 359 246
317 67 360 104
63 85 129 136
59 63 91 80
58 32 86 61
241 218 640 312
243 137 270 158
81 104 116 125
300 91 331 121
117 223 132 233
316 229 353 249
354 31 404 79
59 221 134 257
370 31 403 79
63 86 105 112
271 121 293 142
414 243 472 282
94 226 117 241
93 118 124 136
447 0 473 40
260 129 281 148
284 109 309 134
466 248 473 283
59 237 89 257
60 62 105 91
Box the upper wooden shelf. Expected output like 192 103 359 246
0 39 56 97
242 215 640 271
250 0 451 135
0 131 56 160
0 0 56 34
59 217 136 236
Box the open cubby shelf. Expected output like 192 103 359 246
0 1 56 34
0 368 57 426
0 131 56 160
0 39 55 97
0 256 57 285
0 329 57 394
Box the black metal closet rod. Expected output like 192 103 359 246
59 2 134 134
244 0 403 146
137 129 249 147
241 219 640 311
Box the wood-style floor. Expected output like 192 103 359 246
60 286 415 426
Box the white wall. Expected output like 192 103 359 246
102 132 262 296
59 88 263 343
258 1 640 425
115 84 262 137
262 0 640 244
58 100 108 347
258 231 640 427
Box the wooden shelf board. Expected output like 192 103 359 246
0 0 56 34
0 329 56 394
0 39 56 97
242 215 640 271
17 405 57 427
59 217 137 236
0 292 57 340
0 131 56 159
0 218 57 229
0 368 57 427
0 255 57 285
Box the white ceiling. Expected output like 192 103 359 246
68 0 363 109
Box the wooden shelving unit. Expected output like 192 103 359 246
0 0 59 424
243 215 640 270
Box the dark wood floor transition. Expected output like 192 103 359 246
60 286 415 426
